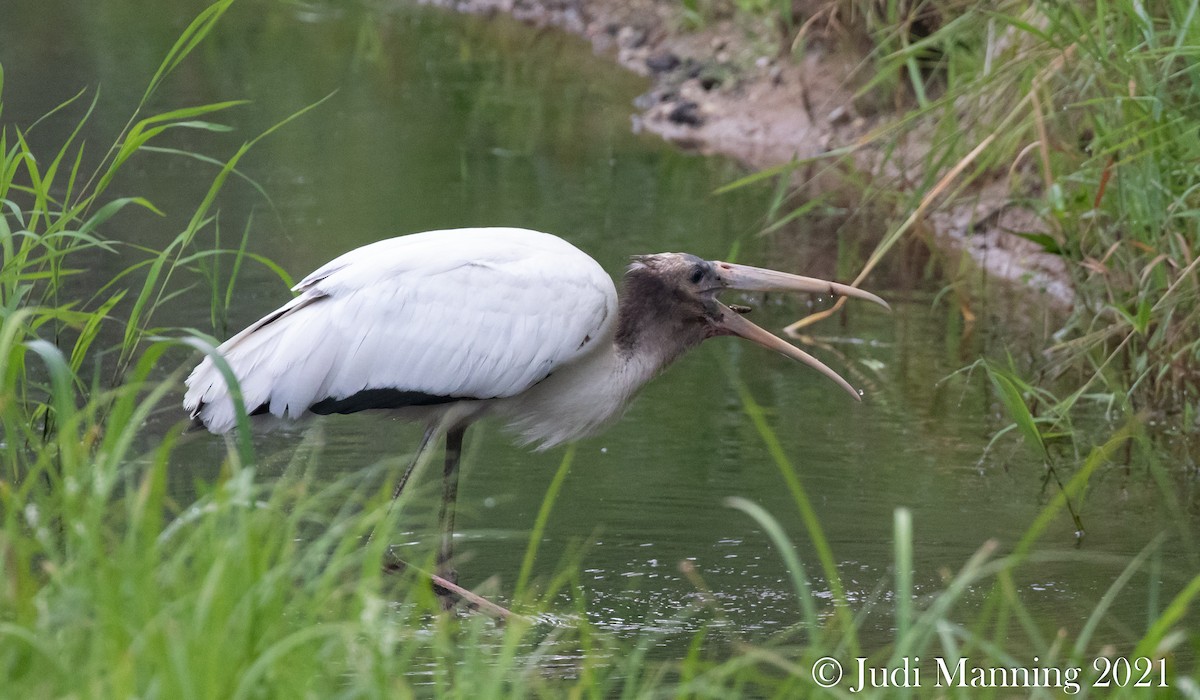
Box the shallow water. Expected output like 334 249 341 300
4 0 1196 661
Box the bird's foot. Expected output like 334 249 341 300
432 567 459 610
382 547 408 575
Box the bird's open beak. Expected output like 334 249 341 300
714 261 890 310
711 261 889 401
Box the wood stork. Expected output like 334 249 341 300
184 227 888 603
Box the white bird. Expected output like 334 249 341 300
184 227 888 602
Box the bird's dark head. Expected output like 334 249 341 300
618 252 890 399
622 253 725 338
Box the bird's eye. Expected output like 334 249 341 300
690 265 706 284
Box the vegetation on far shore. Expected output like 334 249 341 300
0 0 1196 696
699 0 1200 422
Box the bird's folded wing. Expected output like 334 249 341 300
184 229 617 433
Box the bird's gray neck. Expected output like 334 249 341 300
613 271 702 375
498 335 666 449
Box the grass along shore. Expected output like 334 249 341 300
687 0 1200 413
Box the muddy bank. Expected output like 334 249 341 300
419 0 1072 306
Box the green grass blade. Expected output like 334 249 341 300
725 496 822 639
728 370 859 654
515 444 575 598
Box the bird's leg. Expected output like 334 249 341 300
433 425 466 610
378 424 438 573
393 424 439 501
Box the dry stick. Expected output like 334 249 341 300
784 131 998 335
1061 249 1200 414
384 556 522 621
430 573 519 620
1030 87 1056 197
784 44 1079 336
